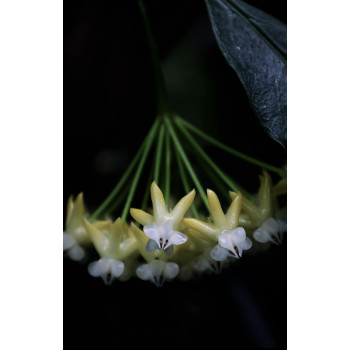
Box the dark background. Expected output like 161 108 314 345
64 0 287 348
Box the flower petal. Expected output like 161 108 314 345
164 245 174 256
143 225 160 242
110 260 124 278
253 228 273 243
210 244 230 261
218 233 234 252
207 189 227 229
231 227 247 244
63 233 76 250
159 220 173 239
67 245 85 261
130 208 154 226
163 262 179 280
243 237 253 250
150 182 167 224
88 258 110 277
146 239 160 252
165 231 188 248
170 189 196 228
261 217 279 234
136 264 153 281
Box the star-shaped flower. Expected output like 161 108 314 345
183 189 252 261
63 193 91 261
88 258 125 285
211 227 252 261
130 182 195 256
253 210 287 245
136 259 179 287
83 217 138 284
230 171 286 231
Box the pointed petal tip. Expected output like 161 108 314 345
151 181 160 192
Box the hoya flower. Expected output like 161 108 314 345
253 217 286 245
136 259 179 287
64 193 90 261
211 227 252 261
193 247 223 274
88 258 124 285
143 219 187 256
230 171 287 231
63 233 85 261
183 189 252 261
130 182 195 255
83 218 138 284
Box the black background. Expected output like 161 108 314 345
64 1 287 348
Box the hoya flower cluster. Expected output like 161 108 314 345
64 1 286 288
64 171 286 287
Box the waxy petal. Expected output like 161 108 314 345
253 228 274 243
218 233 235 253
182 218 217 242
146 239 160 252
150 182 167 224
83 218 107 257
165 231 188 249
143 225 160 242
63 233 76 250
164 262 180 280
207 189 227 229
225 193 242 227
170 189 196 228
159 220 173 240
258 171 273 217
67 245 85 261
130 208 153 226
210 244 231 261
136 260 179 287
88 258 124 285
260 217 279 234
67 193 84 231
243 237 253 250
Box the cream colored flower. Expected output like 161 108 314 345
83 218 138 284
183 189 252 261
136 259 179 287
130 182 195 256
63 193 90 261
229 170 274 229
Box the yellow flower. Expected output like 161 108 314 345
229 170 274 229
229 171 287 245
63 193 91 261
83 218 138 284
183 189 252 261
130 182 195 256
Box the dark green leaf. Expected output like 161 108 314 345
205 0 287 147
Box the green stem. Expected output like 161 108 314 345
138 0 171 115
121 119 160 223
141 154 157 211
165 117 209 212
105 182 131 217
164 128 171 206
196 155 231 202
90 124 156 221
174 148 200 219
176 116 286 177
154 123 165 183
174 118 251 198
